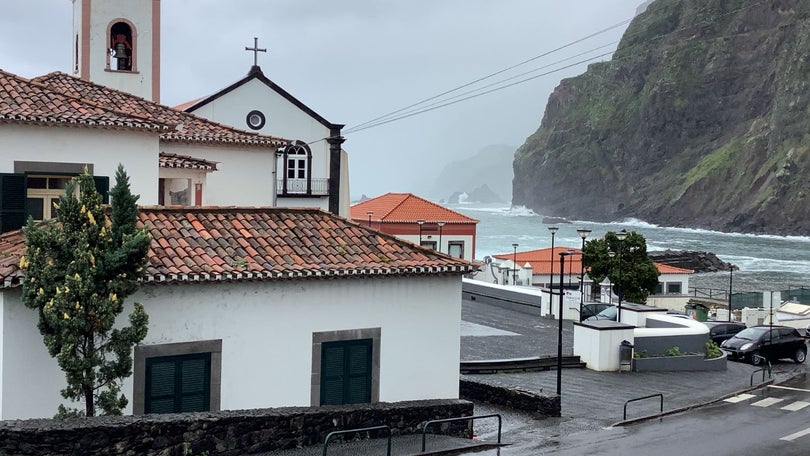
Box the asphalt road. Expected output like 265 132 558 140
470 373 810 455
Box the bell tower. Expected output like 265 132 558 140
72 0 161 102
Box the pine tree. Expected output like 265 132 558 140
19 166 151 417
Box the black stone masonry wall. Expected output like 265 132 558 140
0 399 473 456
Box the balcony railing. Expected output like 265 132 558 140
276 178 329 196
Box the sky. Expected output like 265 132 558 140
0 0 642 201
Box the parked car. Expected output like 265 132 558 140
585 305 617 322
580 303 613 321
721 325 807 365
703 321 747 345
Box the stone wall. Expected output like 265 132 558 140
460 379 560 417
0 399 473 456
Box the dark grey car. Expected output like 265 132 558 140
703 321 747 345
721 326 807 365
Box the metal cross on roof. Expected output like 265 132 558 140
245 37 267 67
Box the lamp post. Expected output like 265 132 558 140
557 250 576 396
576 228 591 319
548 226 558 290
417 219 425 245
615 229 628 322
512 243 519 285
728 264 734 322
437 221 445 253
366 211 373 227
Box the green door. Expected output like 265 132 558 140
320 339 372 405
145 352 211 414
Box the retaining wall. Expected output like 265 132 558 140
0 399 473 456
460 379 560 417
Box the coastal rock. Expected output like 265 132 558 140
648 250 733 273
512 0 810 236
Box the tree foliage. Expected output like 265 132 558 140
582 230 660 304
20 166 150 417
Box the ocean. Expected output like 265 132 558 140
447 203 810 294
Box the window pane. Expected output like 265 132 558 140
49 178 70 190
27 198 44 220
297 169 305 179
27 177 46 189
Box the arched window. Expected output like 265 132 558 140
109 21 134 71
278 141 313 195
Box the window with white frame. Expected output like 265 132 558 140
448 241 464 259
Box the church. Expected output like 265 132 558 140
0 0 471 420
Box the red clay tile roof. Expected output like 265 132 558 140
656 263 694 274
159 152 218 171
27 72 290 147
0 207 474 288
493 247 584 274
0 69 171 132
492 247 693 275
351 193 478 224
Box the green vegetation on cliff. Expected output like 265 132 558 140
512 0 810 235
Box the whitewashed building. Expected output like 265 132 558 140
0 206 473 420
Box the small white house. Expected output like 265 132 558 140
0 206 474 420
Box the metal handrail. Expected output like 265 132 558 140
623 393 664 421
750 356 773 386
322 425 391 456
421 414 501 452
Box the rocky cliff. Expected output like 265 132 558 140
512 0 810 235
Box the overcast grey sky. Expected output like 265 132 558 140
0 0 641 200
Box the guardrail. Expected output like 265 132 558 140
322 425 391 456
623 393 664 421
421 414 501 453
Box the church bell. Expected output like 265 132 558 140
115 42 128 58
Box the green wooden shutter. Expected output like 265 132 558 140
320 339 372 405
321 343 346 405
0 173 27 233
93 175 110 204
145 353 211 414
347 340 372 404
179 356 210 412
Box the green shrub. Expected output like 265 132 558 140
705 340 723 359
665 346 683 357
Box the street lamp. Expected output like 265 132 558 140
576 228 591 319
557 249 577 396
512 243 519 285
437 221 445 253
366 211 373 227
728 265 734 322
615 229 628 322
417 219 425 244
548 226 558 290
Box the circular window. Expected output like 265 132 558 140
245 110 266 130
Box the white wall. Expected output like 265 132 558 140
161 143 276 206
400 234 475 261
0 124 160 204
1 274 462 419
1 289 74 420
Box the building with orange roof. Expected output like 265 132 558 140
350 193 479 261
0 206 474 419
480 246 695 315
